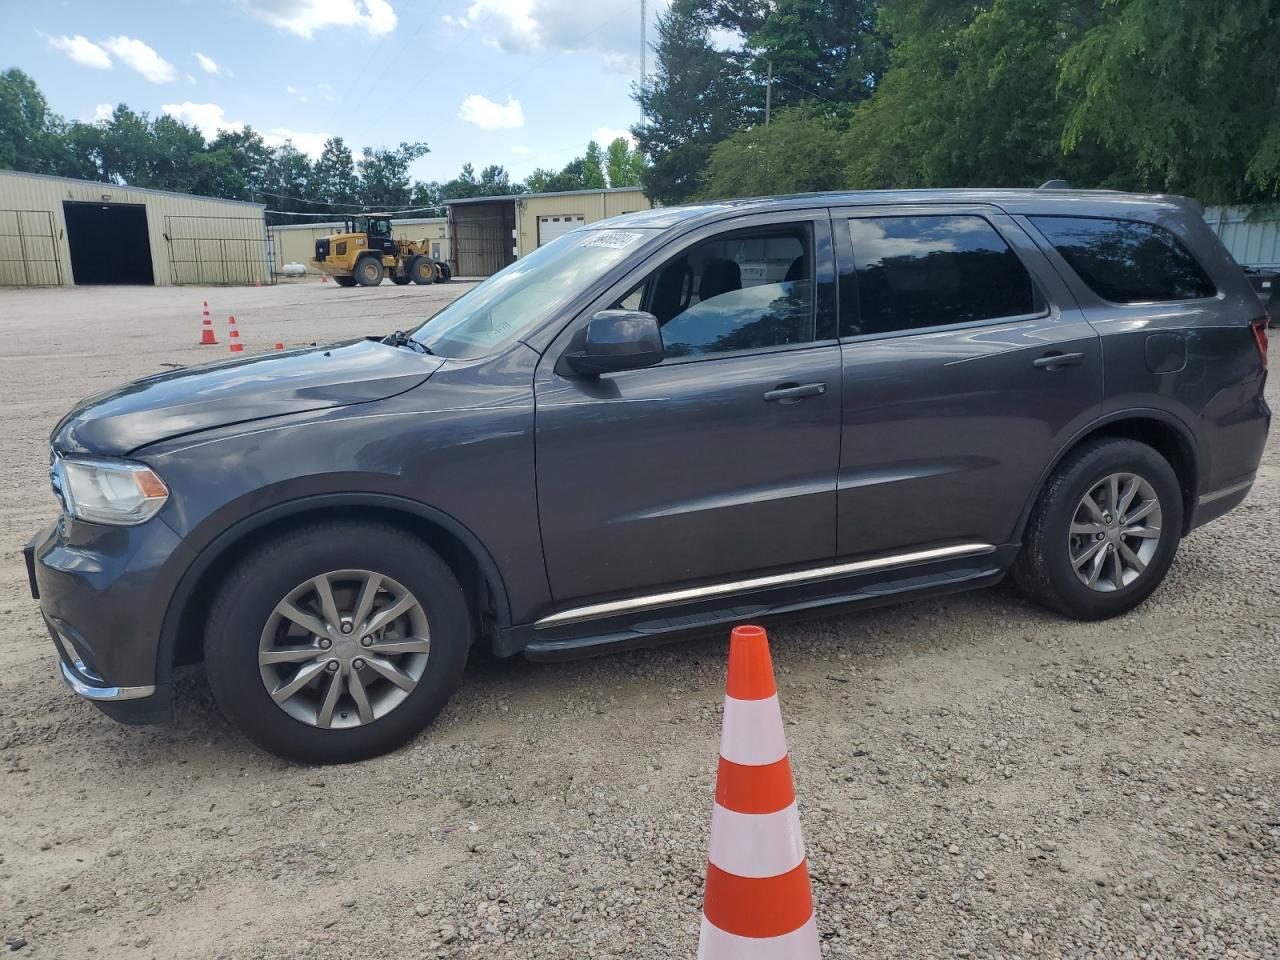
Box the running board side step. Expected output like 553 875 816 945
522 561 1004 662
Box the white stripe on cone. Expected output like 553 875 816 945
720 694 788 766
708 801 805 879
697 913 820 960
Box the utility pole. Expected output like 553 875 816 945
765 59 773 125
640 0 647 130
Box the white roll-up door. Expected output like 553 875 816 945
537 214 585 246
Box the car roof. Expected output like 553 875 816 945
590 188 1197 231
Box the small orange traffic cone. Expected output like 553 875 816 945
321 273 328 283
274 342 284 351
228 315 243 353
698 625 818 959
199 301 217 345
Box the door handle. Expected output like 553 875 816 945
763 382 826 403
1033 351 1085 370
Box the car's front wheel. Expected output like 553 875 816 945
1013 437 1182 620
204 521 471 763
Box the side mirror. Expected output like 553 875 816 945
565 310 664 376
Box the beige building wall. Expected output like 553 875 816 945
514 188 650 257
0 170 270 286
270 218 448 275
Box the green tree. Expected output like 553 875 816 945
704 106 846 197
1060 0 1280 202
311 137 358 206
582 140 607 188
747 0 888 110
844 0 1121 190
634 0 755 203
357 141 429 208
605 137 646 187
0 68 59 173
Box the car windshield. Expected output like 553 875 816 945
412 228 659 358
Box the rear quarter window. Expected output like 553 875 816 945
1030 216 1216 304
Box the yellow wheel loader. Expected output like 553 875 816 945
311 214 451 287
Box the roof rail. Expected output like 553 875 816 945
1039 179 1071 190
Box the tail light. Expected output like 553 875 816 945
1252 316 1269 369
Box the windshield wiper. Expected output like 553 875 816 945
382 330 432 355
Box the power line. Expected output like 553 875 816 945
264 206 445 218
770 75 838 106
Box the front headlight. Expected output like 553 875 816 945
54 456 169 525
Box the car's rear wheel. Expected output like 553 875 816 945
204 522 471 763
1013 437 1182 620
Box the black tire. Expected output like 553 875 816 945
204 522 472 764
333 275 357 288
391 273 411 285
437 261 452 282
1013 437 1182 620
408 255 435 285
355 256 384 287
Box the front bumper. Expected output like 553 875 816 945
26 516 192 724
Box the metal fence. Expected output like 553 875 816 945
1204 206 1280 271
164 214 273 285
0 209 61 286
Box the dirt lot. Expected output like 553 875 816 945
1 282 1277 959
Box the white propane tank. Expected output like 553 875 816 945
282 262 308 277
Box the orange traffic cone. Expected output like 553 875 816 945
321 273 328 283
274 342 284 351
199 300 217 345
228 315 243 353
698 625 819 959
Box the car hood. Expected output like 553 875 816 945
52 338 443 455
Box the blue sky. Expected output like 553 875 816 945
1 0 661 185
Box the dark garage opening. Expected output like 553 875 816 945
63 201 155 285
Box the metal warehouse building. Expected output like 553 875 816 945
0 169 270 287
269 217 448 276
446 186 650 277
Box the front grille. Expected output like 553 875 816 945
315 237 330 260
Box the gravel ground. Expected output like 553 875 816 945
0 283 1276 959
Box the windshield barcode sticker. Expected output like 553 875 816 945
581 231 644 249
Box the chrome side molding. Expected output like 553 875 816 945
534 542 996 629
58 660 156 702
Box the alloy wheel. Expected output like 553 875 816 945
258 569 430 729
1068 473 1163 593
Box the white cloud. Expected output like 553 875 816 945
458 94 524 130
511 145 531 154
194 52 225 76
162 101 245 138
45 34 112 70
445 0 649 67
263 128 331 157
592 126 635 148
91 103 114 123
241 0 397 38
101 36 177 83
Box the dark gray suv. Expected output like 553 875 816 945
25 189 1271 763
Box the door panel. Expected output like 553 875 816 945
834 207 1103 558
536 346 842 602
535 211 841 607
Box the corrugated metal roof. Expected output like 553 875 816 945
0 168 266 209
443 186 647 206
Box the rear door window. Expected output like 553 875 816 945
845 215 1044 336
1029 216 1216 304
